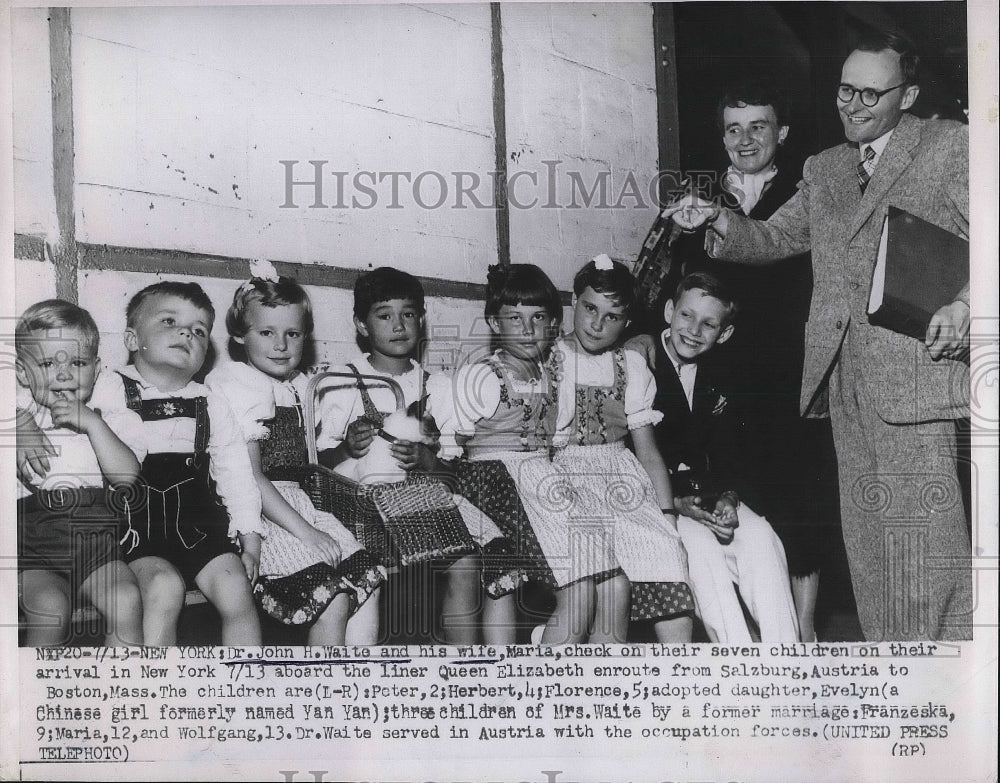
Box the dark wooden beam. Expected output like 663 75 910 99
48 7 77 303
14 233 46 262
653 4 681 206
76 242 495 302
490 2 510 267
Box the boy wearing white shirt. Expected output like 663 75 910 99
15 300 143 646
90 282 263 646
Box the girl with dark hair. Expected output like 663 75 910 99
425 263 567 643
541 255 694 643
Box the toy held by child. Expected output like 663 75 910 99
90 281 263 646
15 300 144 646
353 409 425 485
208 262 384 644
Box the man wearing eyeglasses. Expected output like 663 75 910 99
661 30 972 643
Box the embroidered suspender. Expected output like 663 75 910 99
119 373 210 463
347 363 387 427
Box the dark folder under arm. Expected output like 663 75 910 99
867 206 969 341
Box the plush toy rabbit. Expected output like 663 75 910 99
354 410 425 484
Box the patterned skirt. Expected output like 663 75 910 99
554 443 695 621
254 482 386 625
455 455 558 598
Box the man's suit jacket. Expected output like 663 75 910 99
650 337 749 504
709 113 970 424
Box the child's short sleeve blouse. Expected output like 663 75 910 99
425 363 501 460
555 341 663 435
622 348 663 430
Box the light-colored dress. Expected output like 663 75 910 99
553 339 694 620
427 350 567 594
208 362 384 625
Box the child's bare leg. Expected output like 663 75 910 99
130 557 184 645
21 570 71 647
482 593 517 645
309 594 350 645
652 613 693 643
81 561 143 646
195 553 261 646
792 570 820 642
345 588 381 646
590 574 630 644
542 579 595 645
439 554 479 645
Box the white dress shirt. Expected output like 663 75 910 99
661 330 698 410
860 128 895 176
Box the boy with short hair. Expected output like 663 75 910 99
651 272 799 642
316 267 491 644
91 281 263 645
15 299 143 646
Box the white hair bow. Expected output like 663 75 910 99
248 257 280 282
593 254 614 271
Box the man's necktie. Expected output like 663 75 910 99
857 145 876 193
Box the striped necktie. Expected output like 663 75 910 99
857 145 876 193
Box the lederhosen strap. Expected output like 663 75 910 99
119 373 210 465
347 364 444 449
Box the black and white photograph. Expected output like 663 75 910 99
1 1 996 780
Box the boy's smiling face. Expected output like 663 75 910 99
663 288 734 364
16 327 101 409
125 293 212 379
355 298 424 362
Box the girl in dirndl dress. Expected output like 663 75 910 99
427 264 586 643
548 255 695 642
208 266 384 644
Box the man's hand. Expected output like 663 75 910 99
391 440 438 474
49 390 100 433
303 527 342 568
925 300 970 361
344 417 375 458
661 193 724 233
15 409 56 484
